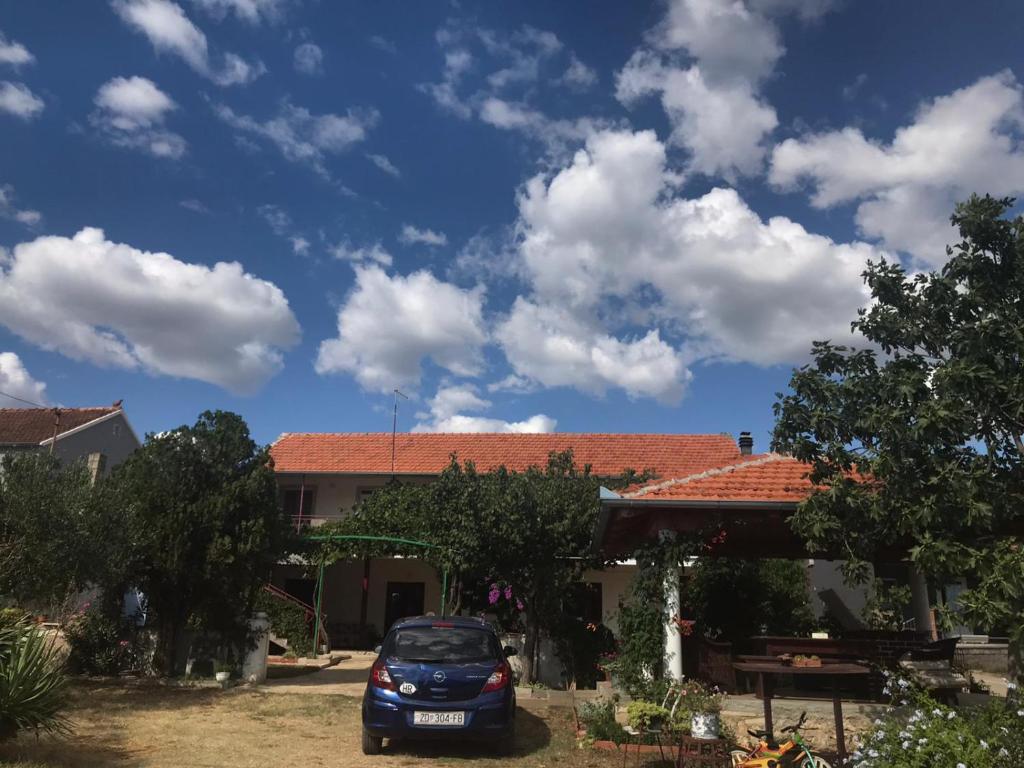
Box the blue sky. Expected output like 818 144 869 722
1 0 1023 448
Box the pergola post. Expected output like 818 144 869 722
908 567 936 639
660 530 683 682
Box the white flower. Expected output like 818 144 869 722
947 711 956 719
980 739 988 748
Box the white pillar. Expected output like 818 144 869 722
664 563 683 681
243 612 270 683
908 568 935 640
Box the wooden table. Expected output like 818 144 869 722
732 661 871 763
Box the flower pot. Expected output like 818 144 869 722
690 711 720 740
215 671 231 687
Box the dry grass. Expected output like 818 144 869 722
0 682 627 768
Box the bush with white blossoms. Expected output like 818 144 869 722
848 674 1023 768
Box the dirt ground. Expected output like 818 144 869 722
0 682 627 768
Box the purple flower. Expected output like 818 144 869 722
516 599 524 611
504 586 513 600
488 588 501 605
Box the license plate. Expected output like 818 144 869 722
413 711 465 726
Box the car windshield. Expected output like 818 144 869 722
387 626 499 663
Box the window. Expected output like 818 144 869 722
282 487 316 519
355 486 378 506
386 626 499 663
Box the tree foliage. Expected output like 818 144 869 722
315 451 646 684
109 410 293 674
0 453 122 613
772 195 1024 668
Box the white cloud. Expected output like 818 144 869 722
399 224 447 247
289 236 310 256
293 42 323 75
366 153 400 178
0 81 43 119
257 203 291 235
560 54 598 90
487 373 536 394
92 76 186 159
0 352 48 406
179 198 210 214
112 0 264 86
411 383 556 433
329 241 392 266
770 71 1024 265
0 227 299 393
0 184 41 227
190 0 287 24
0 31 34 67
315 264 487 393
496 128 881 401
369 35 397 55
214 100 378 177
616 0 835 179
617 52 776 179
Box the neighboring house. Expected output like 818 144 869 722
268 432 871 650
0 403 141 478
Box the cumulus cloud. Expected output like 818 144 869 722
0 227 299 393
770 71 1024 265
91 76 186 159
496 128 881 401
112 0 264 86
366 153 400 177
315 264 486 393
399 224 447 247
293 42 323 75
0 81 43 119
0 31 34 66
412 383 556 433
0 351 48 406
616 0 833 179
214 100 378 177
560 54 598 90
0 184 41 227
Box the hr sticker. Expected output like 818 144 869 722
400 682 416 694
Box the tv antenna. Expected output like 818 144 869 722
391 388 408 479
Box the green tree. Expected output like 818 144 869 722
772 195 1024 673
0 453 121 614
111 410 293 675
317 451 643 684
684 558 815 641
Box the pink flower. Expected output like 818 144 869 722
515 599 524 611
504 586 513 600
488 588 500 605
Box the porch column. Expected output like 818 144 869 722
661 530 683 681
909 567 936 640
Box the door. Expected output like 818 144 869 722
385 581 425 631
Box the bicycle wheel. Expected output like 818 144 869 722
730 749 752 766
798 755 832 768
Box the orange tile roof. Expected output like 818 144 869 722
623 453 814 502
0 407 122 445
270 432 743 478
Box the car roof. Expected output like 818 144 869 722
389 615 495 631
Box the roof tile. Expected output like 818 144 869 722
0 407 121 445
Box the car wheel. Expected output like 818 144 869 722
361 728 383 755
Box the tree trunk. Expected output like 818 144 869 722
522 612 540 685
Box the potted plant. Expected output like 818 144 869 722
213 661 233 687
679 680 724 739
626 700 670 732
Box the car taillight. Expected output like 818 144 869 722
481 661 511 693
371 659 395 691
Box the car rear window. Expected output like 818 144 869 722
386 626 499 663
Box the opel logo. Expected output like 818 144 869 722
433 670 446 683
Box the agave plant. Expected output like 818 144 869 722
0 618 71 742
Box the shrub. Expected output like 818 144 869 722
577 698 626 744
64 604 140 676
0 618 70 742
848 674 1024 768
255 590 313 657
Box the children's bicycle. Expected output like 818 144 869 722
729 711 832 768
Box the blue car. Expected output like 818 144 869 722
361 616 517 755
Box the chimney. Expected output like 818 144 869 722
738 431 753 455
87 452 107 484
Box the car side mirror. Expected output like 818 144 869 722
503 645 518 657
373 645 382 655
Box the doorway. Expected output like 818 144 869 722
384 581 425 631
